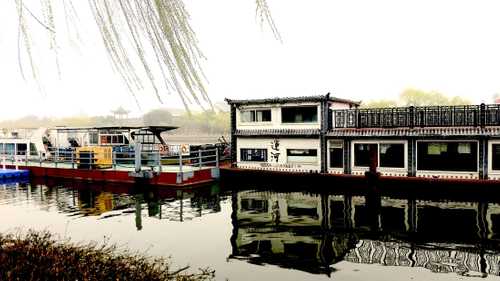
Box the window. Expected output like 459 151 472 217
89 132 99 145
281 106 318 123
417 141 477 172
379 143 405 168
287 149 318 163
241 109 271 122
16 143 27 155
100 135 109 144
492 144 500 171
240 148 267 162
329 141 343 168
354 142 405 168
354 143 378 167
111 135 124 144
4 144 14 155
30 143 38 156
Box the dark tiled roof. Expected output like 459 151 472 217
235 129 321 136
328 127 500 137
225 93 360 106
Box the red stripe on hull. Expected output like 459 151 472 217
7 165 217 187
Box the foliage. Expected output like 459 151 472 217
399 88 471 106
14 0 280 109
362 99 398 108
0 109 230 135
0 230 214 281
143 109 174 126
362 88 472 108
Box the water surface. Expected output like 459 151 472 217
0 179 499 280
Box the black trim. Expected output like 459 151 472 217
225 94 360 107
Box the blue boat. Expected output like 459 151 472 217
0 169 29 180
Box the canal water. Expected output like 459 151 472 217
0 180 499 281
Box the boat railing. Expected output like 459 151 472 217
0 146 220 172
332 103 500 128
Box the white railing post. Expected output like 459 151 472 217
198 150 202 169
157 151 162 173
112 150 116 171
25 151 28 166
55 148 59 168
216 148 219 169
178 152 183 183
134 142 142 173
71 149 75 169
39 152 42 167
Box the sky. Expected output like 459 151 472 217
1 0 500 119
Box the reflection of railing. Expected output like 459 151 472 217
0 146 220 172
346 239 498 276
333 104 500 128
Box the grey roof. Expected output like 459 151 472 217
225 93 360 106
53 126 178 132
235 129 321 137
328 127 500 137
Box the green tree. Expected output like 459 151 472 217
142 109 174 126
362 99 398 108
399 88 470 106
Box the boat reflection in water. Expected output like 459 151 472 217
229 189 500 278
0 180 223 230
2 179 500 279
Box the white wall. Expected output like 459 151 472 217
236 137 321 172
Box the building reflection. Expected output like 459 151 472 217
229 190 500 278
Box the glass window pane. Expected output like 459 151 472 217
241 111 255 122
379 143 405 168
492 144 500 171
287 149 318 163
329 142 343 168
354 143 378 167
282 106 318 123
17 143 27 155
30 143 38 156
417 142 477 172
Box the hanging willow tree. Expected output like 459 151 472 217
14 0 280 110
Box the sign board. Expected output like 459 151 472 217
158 144 190 156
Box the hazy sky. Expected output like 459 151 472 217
1 0 500 119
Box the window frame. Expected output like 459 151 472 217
416 140 479 173
351 140 407 170
240 108 272 123
490 142 500 172
379 143 406 168
328 140 344 169
286 148 318 164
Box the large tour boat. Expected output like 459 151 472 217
225 94 500 181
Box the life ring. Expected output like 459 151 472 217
181 144 189 154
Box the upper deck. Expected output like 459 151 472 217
226 94 360 134
332 103 500 129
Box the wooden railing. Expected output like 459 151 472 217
333 104 500 128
